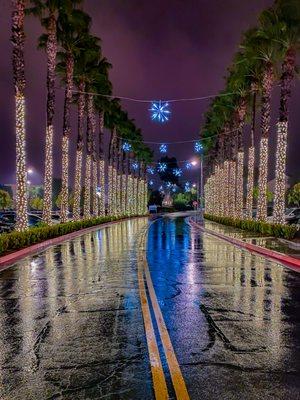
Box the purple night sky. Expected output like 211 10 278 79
0 0 299 186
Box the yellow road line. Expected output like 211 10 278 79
141 228 190 400
137 230 169 400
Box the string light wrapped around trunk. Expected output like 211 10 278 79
15 95 28 231
229 160 237 218
98 159 105 217
92 159 98 216
236 151 244 219
273 121 288 224
121 173 127 216
42 125 53 224
73 149 83 221
223 161 230 216
83 154 91 219
257 137 268 221
60 135 69 223
112 167 117 215
108 165 113 216
245 146 255 219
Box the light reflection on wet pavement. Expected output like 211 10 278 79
0 214 299 399
147 216 300 399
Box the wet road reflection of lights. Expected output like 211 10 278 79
0 218 153 400
146 216 300 400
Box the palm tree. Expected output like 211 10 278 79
273 0 300 223
244 21 278 221
56 8 91 222
27 1 82 224
72 34 100 220
12 0 28 231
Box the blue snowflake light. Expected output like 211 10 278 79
147 166 155 175
166 181 172 188
122 142 132 152
149 101 171 123
184 181 191 192
157 162 167 172
185 162 192 170
149 180 154 186
195 141 203 153
173 168 182 177
132 162 139 171
172 185 177 193
159 185 164 192
159 144 168 153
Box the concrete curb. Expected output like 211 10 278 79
0 216 146 271
188 218 300 272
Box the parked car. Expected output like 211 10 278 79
0 212 44 233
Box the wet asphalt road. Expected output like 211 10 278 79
0 214 299 399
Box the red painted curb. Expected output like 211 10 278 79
189 218 300 271
0 216 146 270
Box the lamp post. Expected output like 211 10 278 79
191 159 203 212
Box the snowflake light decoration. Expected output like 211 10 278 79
159 185 164 192
149 101 171 123
184 182 191 192
166 181 172 188
132 162 139 171
122 142 132 152
149 180 154 186
173 168 182 177
172 185 177 193
147 166 155 175
195 141 203 153
159 144 168 153
157 162 167 172
185 162 192 170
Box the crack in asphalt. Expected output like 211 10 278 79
199 304 266 354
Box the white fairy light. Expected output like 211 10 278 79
257 137 268 221
73 149 83 221
15 95 28 231
42 125 54 224
84 154 91 219
98 159 105 216
235 151 244 219
60 135 69 223
273 121 288 224
245 146 255 219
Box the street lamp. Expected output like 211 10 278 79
190 159 203 212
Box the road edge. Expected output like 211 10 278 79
189 218 300 272
0 216 147 271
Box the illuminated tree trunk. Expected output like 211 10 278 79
273 48 295 224
60 53 74 223
257 63 273 221
12 0 28 231
223 160 230 216
90 96 98 217
83 93 94 219
108 127 116 216
235 99 246 220
73 81 85 221
246 89 256 219
98 110 105 217
42 12 57 224
112 130 118 215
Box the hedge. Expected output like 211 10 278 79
204 213 298 240
0 215 142 257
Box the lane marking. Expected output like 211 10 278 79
137 229 169 400
140 225 190 400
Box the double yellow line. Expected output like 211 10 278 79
137 225 190 400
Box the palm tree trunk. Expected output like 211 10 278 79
273 48 296 224
257 62 273 221
60 52 74 223
83 93 93 219
12 0 28 231
42 12 57 224
246 88 256 219
98 110 105 217
107 127 115 216
73 80 85 221
235 99 246 219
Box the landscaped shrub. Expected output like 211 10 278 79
204 214 298 240
0 215 143 257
